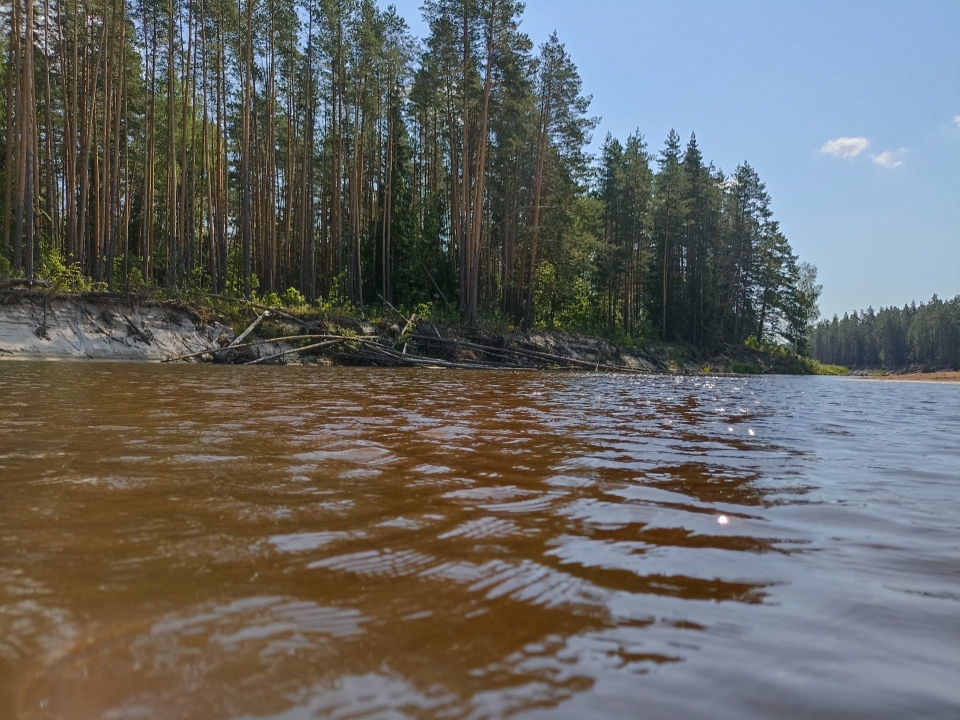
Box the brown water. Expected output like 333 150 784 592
1 364 959 720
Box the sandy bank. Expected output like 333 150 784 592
0 291 818 374
858 371 960 383
0 292 233 361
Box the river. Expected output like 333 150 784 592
1 363 958 719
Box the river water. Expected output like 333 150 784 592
1 363 958 719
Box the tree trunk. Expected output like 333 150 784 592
240 0 253 298
166 0 178 288
523 67 552 330
22 0 38 281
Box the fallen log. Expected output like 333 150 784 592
244 338 348 365
123 315 154 345
410 335 649 374
377 294 411 326
231 310 269 347
0 278 53 289
401 313 418 337
410 339 538 368
359 340 496 370
162 333 373 363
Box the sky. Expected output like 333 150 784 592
384 0 960 320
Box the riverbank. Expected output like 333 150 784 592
0 290 821 374
0 291 232 361
855 370 960 382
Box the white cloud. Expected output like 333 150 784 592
954 115 960 128
821 136 871 158
872 149 907 169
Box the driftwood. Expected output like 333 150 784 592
359 341 471 369
401 313 418 337
245 338 348 365
162 333 373 363
359 341 511 370
231 311 269 347
410 335 649 374
123 315 154 345
377 294 409 324
0 278 53 289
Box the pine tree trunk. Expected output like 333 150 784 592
240 0 253 298
23 0 37 281
166 0 178 288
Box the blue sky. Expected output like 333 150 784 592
386 0 960 319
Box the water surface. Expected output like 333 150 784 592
1 364 958 719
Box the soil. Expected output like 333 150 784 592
856 371 960 383
0 290 816 375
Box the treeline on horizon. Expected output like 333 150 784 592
811 294 960 370
0 0 820 349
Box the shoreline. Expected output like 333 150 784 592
854 371 960 383
0 290 823 375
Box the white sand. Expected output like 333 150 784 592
0 295 232 361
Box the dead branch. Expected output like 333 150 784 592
162 334 372 363
231 310 269 347
360 341 505 370
410 335 648 374
0 278 53 289
244 338 349 365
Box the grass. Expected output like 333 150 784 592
728 360 763 374
725 348 849 377
802 358 850 376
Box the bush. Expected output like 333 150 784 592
124 265 150 293
729 361 762 374
259 291 283 309
281 287 306 308
803 359 849 376
38 249 97 292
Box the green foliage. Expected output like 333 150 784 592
313 273 352 314
259 292 284 309
804 359 850 376
254 287 307 311
38 249 99 292
554 277 599 333
0 254 12 278
281 287 307 308
406 300 461 328
533 261 558 329
0 0 820 355
811 294 960 370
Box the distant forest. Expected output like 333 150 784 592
1 0 819 348
811 294 960 370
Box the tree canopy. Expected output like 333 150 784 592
811 295 960 370
1 0 817 347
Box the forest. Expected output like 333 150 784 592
1 0 820 348
811 294 960 370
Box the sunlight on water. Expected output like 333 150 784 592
0 364 959 719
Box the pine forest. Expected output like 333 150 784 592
811 294 960 370
0 0 822 348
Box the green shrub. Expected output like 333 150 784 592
281 287 306 308
259 291 283 309
804 359 850 376
38 249 96 292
